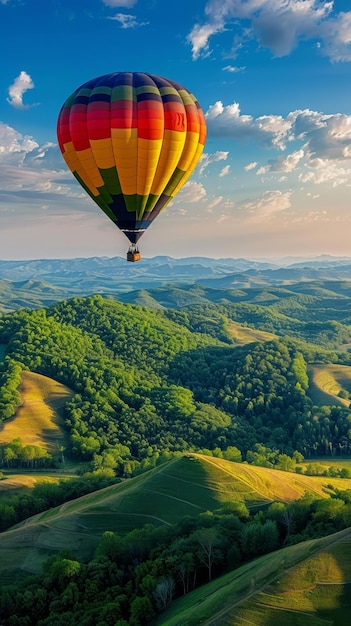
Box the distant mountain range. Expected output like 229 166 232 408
1 255 351 310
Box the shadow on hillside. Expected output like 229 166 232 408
168 343 253 388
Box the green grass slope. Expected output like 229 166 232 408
308 364 351 407
156 527 351 626
2 454 351 583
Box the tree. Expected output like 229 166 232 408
241 520 279 558
223 445 242 462
190 527 222 582
153 577 175 611
49 558 81 590
129 596 155 626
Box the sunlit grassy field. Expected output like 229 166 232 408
308 364 351 407
0 471 78 498
226 321 276 345
0 370 73 452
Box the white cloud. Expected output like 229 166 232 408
295 111 351 160
222 65 246 72
207 101 351 187
199 150 229 174
188 22 224 60
243 189 292 222
0 122 38 160
318 9 351 61
206 101 291 149
219 165 231 177
299 159 351 186
188 1 351 62
207 197 223 211
171 180 207 205
103 0 137 7
0 122 82 199
7 71 37 110
109 13 142 28
244 161 258 170
258 149 305 174
103 0 146 27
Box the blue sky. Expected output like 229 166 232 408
1 0 351 260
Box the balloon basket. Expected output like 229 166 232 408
127 245 141 262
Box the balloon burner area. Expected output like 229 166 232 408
127 244 141 262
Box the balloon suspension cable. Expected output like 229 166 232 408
127 243 141 263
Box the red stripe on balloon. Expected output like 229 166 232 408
110 100 138 129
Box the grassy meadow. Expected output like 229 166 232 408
0 370 75 496
226 321 276 345
0 370 72 452
0 472 65 494
308 364 351 407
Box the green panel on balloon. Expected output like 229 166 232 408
111 85 136 102
145 193 161 213
100 167 122 196
163 168 186 196
124 194 139 214
97 183 113 206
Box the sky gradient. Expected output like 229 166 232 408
1 0 351 260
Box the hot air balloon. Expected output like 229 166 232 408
57 72 206 262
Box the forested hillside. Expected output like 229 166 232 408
1 288 351 624
1 294 351 471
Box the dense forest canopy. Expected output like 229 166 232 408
1 293 351 470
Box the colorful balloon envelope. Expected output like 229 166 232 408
57 72 207 260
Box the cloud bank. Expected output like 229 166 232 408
206 101 351 185
188 0 351 62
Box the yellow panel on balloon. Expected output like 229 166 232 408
78 148 107 185
111 128 138 196
151 129 186 195
176 132 200 171
137 138 163 196
89 138 116 170
171 143 204 197
63 143 101 194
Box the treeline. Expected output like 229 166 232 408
0 357 22 420
172 299 351 351
0 470 118 532
0 437 51 468
1 486 351 625
1 296 351 469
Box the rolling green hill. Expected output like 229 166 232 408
1 454 351 583
156 526 351 625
